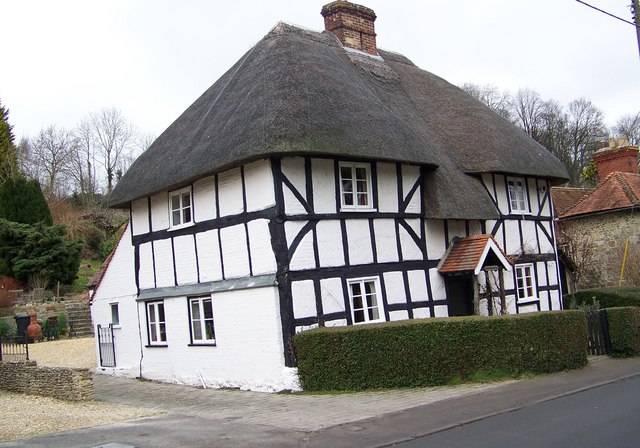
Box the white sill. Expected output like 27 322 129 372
340 207 377 213
111 324 122 329
168 222 195 232
353 319 385 325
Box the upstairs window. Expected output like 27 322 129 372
515 263 537 302
189 297 216 345
169 187 193 228
339 162 373 210
348 277 384 324
507 177 529 214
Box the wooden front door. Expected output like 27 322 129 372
445 275 475 316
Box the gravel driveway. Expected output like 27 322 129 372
0 337 161 443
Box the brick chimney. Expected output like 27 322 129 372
592 146 639 179
321 1 377 55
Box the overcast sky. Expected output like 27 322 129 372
2 0 639 143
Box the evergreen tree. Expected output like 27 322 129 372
0 177 52 225
0 219 82 287
0 100 18 183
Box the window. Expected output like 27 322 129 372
339 162 373 210
348 277 384 324
169 187 193 228
110 303 120 326
507 177 529 214
189 297 216 345
515 264 537 301
146 301 167 345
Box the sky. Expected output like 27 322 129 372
2 0 639 143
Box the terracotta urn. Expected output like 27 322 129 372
27 312 42 342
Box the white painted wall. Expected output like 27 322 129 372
136 286 296 392
91 224 142 377
131 198 149 236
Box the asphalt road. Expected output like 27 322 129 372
394 376 640 448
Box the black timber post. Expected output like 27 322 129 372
270 158 296 367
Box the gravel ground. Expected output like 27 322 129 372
0 337 162 443
27 336 96 369
0 391 162 443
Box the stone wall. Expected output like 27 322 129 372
0 361 93 401
559 210 640 288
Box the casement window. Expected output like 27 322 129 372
188 296 216 345
110 303 120 326
507 177 529 214
347 277 384 324
339 162 373 210
146 301 167 345
515 264 537 302
169 187 193 229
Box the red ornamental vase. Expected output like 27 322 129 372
27 312 42 342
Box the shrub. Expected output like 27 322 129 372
605 307 640 357
57 313 68 336
564 287 640 309
294 311 588 391
0 317 16 338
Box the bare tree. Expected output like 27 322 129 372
614 112 640 145
511 88 545 140
71 119 100 204
556 221 602 290
460 83 513 122
566 98 608 185
28 125 75 197
89 108 137 195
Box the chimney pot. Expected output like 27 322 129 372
321 1 377 55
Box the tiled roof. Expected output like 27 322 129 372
550 186 593 216
438 234 511 275
561 172 640 218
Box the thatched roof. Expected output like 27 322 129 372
109 23 568 219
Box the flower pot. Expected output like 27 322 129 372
27 312 42 342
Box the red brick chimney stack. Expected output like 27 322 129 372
321 1 377 55
592 146 639 179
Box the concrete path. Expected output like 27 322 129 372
3 356 639 448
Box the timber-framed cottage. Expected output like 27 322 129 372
90 1 569 391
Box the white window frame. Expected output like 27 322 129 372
146 301 167 345
339 162 374 211
347 276 385 324
515 263 537 302
188 296 216 345
507 177 529 214
169 186 193 229
110 302 120 326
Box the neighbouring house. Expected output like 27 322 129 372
90 1 568 391
552 145 640 291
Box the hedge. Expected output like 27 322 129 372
564 287 640 309
293 311 588 391
605 307 640 357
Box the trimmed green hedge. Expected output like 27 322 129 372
564 287 640 309
294 311 588 391
606 307 640 357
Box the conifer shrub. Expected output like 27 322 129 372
0 177 52 225
293 311 588 391
605 307 640 357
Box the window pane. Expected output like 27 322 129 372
355 167 367 181
353 294 363 310
183 207 191 224
159 323 167 342
111 304 119 325
342 179 353 193
357 193 368 206
182 192 191 207
354 309 365 323
203 299 213 319
356 179 368 193
172 210 181 225
343 192 354 206
150 324 157 342
340 166 352 181
205 321 215 340
193 322 203 340
171 195 180 210
351 282 361 297
158 303 165 322
148 304 156 323
368 306 379 321
191 301 200 320
364 281 375 295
